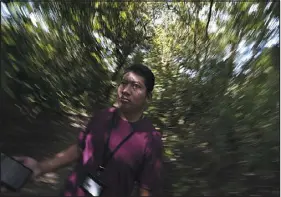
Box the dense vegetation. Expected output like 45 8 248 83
1 2 279 196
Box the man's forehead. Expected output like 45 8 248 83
122 72 145 84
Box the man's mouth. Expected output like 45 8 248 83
120 97 130 103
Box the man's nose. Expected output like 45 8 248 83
122 84 131 95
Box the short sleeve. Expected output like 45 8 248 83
137 131 163 195
77 107 112 151
77 129 87 151
77 115 96 151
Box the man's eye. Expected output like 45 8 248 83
133 84 141 89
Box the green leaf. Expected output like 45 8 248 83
91 52 102 64
120 11 127 20
94 2 100 8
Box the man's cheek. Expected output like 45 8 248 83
117 88 122 97
136 98 145 106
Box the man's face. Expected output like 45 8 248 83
117 72 148 112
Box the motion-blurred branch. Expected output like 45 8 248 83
205 0 213 41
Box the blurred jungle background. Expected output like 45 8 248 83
1 1 280 196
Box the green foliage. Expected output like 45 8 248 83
1 1 279 196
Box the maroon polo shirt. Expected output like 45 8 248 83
61 107 163 197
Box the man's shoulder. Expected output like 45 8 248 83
143 120 163 152
86 107 116 126
143 117 161 134
141 117 162 145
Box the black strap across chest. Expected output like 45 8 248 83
99 109 135 171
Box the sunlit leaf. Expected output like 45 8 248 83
120 11 127 20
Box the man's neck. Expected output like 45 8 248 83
119 109 144 123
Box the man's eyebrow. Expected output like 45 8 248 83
122 78 142 85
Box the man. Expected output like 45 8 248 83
8 64 163 196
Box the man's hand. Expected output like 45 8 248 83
13 156 42 179
0 144 80 193
139 188 151 196
0 156 40 193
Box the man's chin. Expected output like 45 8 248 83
118 103 133 112
119 103 130 109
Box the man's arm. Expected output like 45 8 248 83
36 144 81 177
19 114 97 179
36 113 97 177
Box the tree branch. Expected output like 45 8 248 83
205 0 214 40
193 6 200 70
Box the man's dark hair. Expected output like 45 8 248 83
124 63 155 93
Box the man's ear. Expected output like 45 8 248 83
146 92 152 103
